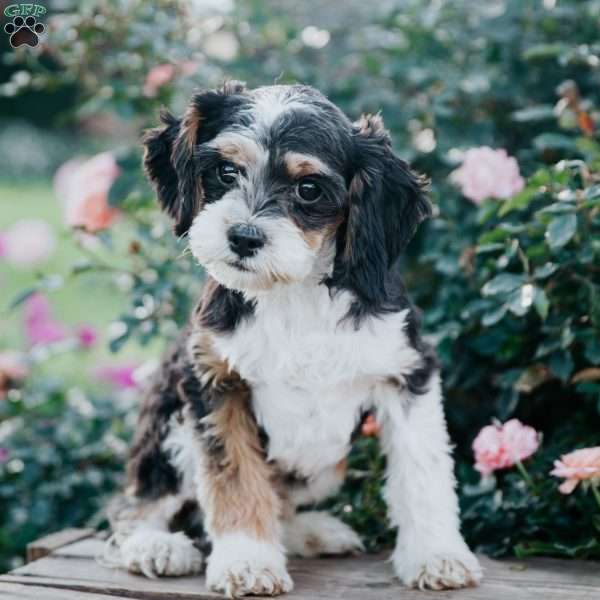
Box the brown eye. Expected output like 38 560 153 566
297 180 322 203
218 161 239 185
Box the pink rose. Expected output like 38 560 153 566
472 418 540 476
95 364 139 389
76 324 98 348
0 219 56 268
23 293 68 346
54 152 120 233
550 447 600 494
450 147 524 204
143 63 175 97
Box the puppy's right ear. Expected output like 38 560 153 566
142 110 183 230
143 80 248 236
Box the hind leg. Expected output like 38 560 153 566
282 511 363 558
104 493 204 577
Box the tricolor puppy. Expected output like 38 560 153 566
104 82 482 597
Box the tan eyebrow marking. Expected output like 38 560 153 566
284 151 332 178
208 133 266 167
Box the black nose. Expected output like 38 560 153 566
227 223 266 258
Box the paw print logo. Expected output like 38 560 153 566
4 15 45 48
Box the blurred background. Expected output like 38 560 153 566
1 0 599 571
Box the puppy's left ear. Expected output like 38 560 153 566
334 114 431 311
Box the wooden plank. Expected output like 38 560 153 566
26 528 94 563
52 537 107 558
2 549 600 600
0 581 133 600
40 537 600 590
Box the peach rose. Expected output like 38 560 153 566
54 152 120 233
143 63 175 97
550 447 600 494
451 146 524 204
473 418 540 476
361 414 380 437
0 351 28 399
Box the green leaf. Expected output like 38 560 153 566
522 43 566 61
533 263 558 280
584 337 600 365
478 227 511 245
535 339 561 359
536 202 576 216
533 133 577 152
526 242 550 260
545 214 577 249
498 188 537 216
511 105 555 122
482 273 526 297
585 184 600 200
108 172 138 207
476 243 505 254
548 351 574 382
481 304 508 326
477 200 500 224
533 288 550 320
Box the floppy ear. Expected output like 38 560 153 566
332 114 431 313
142 80 247 236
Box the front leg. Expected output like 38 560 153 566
192 382 292 598
376 372 482 590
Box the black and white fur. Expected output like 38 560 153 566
103 82 482 597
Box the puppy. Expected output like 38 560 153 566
103 82 482 597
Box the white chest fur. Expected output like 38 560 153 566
212 283 421 476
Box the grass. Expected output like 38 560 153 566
0 179 152 386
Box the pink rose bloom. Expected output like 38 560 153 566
54 152 120 233
473 418 540 476
451 147 524 204
551 447 600 494
143 63 175 97
24 293 68 346
95 364 139 389
178 60 199 76
76 324 98 348
0 219 56 268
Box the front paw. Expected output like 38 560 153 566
207 533 293 598
393 544 482 590
119 530 204 578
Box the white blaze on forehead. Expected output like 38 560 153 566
207 132 267 168
246 86 315 133
283 151 332 178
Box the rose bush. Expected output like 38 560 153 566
1 0 599 570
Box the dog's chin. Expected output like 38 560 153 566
204 260 297 293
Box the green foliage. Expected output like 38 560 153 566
0 373 132 570
2 0 600 570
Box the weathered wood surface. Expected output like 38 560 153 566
26 527 95 563
1 530 599 600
